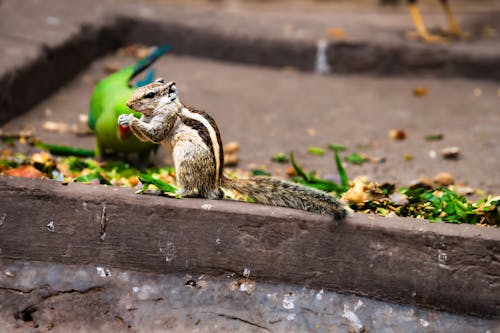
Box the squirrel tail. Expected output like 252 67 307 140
221 175 350 220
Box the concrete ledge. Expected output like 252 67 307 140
0 17 128 125
124 17 500 81
0 176 498 318
2 12 500 126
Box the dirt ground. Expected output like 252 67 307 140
3 52 500 194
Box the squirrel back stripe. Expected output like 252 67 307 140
180 107 223 183
187 107 225 181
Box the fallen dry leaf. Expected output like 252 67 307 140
327 27 346 40
42 121 70 133
31 152 52 165
413 86 429 97
3 165 45 179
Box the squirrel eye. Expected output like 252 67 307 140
144 91 155 99
155 78 164 84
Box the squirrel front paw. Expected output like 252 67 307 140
118 114 132 128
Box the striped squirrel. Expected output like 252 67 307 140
118 79 350 219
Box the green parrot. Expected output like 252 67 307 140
88 45 172 159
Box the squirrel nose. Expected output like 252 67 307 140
126 100 133 109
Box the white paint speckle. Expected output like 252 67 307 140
201 204 213 210
282 293 295 310
354 300 364 311
342 305 363 331
419 318 430 327
134 285 158 301
0 212 6 226
5 270 14 278
266 293 277 300
438 250 449 268
47 220 55 232
96 266 111 278
429 150 437 159
160 242 176 263
215 238 221 245
315 289 324 301
287 313 296 321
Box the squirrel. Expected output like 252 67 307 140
118 79 350 220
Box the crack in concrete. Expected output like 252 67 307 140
5 285 105 325
216 313 271 332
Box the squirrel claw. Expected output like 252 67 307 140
118 114 131 128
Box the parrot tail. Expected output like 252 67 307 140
130 45 173 82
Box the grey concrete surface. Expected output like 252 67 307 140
0 176 499 318
1 259 498 333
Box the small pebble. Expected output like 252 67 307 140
224 141 240 154
389 129 406 140
441 147 460 159
285 166 296 177
389 193 409 206
104 62 120 74
224 154 239 167
433 172 454 186
408 177 433 189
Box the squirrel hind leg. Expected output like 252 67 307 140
176 185 223 200
176 187 199 198
206 188 224 200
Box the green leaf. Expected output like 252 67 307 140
290 151 309 182
327 144 347 152
33 141 95 157
332 146 348 189
424 133 444 141
293 178 342 192
76 172 111 185
307 147 325 156
138 174 177 193
252 169 271 176
271 152 289 163
345 153 366 165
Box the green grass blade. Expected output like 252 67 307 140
138 174 177 193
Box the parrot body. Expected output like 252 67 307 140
88 45 172 159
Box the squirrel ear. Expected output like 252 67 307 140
156 78 165 84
